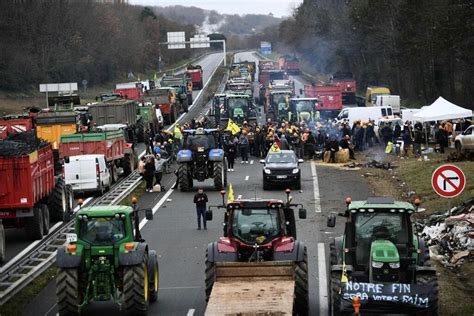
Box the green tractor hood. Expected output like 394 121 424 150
371 239 399 263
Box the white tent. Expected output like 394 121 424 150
412 96 473 122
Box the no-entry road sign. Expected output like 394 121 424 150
431 164 466 198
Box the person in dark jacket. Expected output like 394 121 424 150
193 188 208 230
402 129 413 157
413 124 423 158
435 125 449 153
339 135 355 160
325 137 339 163
144 155 156 192
226 139 237 171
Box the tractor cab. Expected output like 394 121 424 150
289 98 319 123
269 91 293 122
209 190 306 262
223 94 257 125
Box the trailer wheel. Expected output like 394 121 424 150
417 273 439 316
0 223 5 263
123 254 149 315
39 204 50 235
147 250 159 303
213 162 226 190
56 268 81 316
178 164 190 192
50 178 67 222
205 249 215 302
294 246 309 316
25 207 44 240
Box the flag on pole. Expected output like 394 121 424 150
341 249 348 283
153 72 158 81
174 126 182 140
228 183 235 203
225 119 241 135
269 142 280 152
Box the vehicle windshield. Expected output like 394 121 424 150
269 72 285 80
272 94 289 107
266 152 296 163
295 100 315 112
80 217 125 245
185 134 216 151
232 209 280 244
354 212 408 265
227 98 248 118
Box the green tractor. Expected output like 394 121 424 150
56 200 159 315
326 197 438 315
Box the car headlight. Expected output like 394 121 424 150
264 168 271 174
372 261 384 268
292 168 299 174
389 262 400 269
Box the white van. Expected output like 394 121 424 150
337 106 394 126
64 154 111 195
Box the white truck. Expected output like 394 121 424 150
337 106 394 126
374 95 400 114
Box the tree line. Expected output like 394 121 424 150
274 0 473 109
0 1 195 91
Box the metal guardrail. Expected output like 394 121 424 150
0 171 143 305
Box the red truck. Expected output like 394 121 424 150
0 116 33 140
279 55 300 75
59 128 136 182
0 134 73 261
186 65 204 90
304 84 343 118
330 72 357 106
114 82 144 101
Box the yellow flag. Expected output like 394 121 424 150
225 119 241 135
228 183 235 203
269 142 280 152
174 126 182 140
153 72 158 81
341 248 348 283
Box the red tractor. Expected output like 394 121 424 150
205 190 308 315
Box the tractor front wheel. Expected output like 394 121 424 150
179 164 190 192
205 249 215 302
294 246 309 316
56 268 81 316
213 162 226 190
147 250 159 303
417 273 439 316
329 271 346 316
123 254 149 315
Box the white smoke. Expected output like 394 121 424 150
198 13 226 34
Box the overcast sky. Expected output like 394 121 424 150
128 0 303 17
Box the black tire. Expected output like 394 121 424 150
147 250 159 303
330 240 338 266
455 141 462 153
123 154 134 176
329 271 349 316
205 249 215 302
110 164 118 184
25 207 44 240
0 223 5 263
179 164 190 192
417 273 439 316
213 161 226 190
123 254 149 315
63 186 74 222
49 178 67 222
56 268 81 316
294 246 309 316
39 204 50 235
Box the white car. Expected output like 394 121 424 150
455 125 474 152
64 154 111 195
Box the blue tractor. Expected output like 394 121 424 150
177 128 227 191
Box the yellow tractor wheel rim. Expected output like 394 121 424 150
154 264 159 292
144 263 149 301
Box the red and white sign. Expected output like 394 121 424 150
431 165 466 198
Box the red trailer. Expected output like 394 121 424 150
114 82 144 101
0 117 33 140
0 140 72 261
304 84 343 116
186 65 204 90
330 72 357 106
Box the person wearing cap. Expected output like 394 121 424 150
193 188 208 230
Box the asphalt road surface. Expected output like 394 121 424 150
22 52 370 316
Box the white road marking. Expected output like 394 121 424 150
311 161 321 213
139 186 175 230
318 243 328 316
186 309 196 316
237 195 242 199
250 160 254 164
245 175 249 181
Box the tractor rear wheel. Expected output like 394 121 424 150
39 204 50 235
25 207 44 240
147 250 159 303
417 273 439 316
179 164 190 192
49 178 67 222
123 254 149 315
205 249 215 302
330 271 345 316
213 162 226 190
294 246 309 316
56 268 81 316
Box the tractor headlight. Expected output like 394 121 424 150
292 168 299 174
264 168 271 174
389 262 400 269
372 261 384 268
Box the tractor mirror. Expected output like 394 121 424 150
260 159 266 164
206 209 213 221
64 156 70 163
299 208 307 219
327 213 336 227
144 209 153 220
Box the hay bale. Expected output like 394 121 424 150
323 149 350 163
